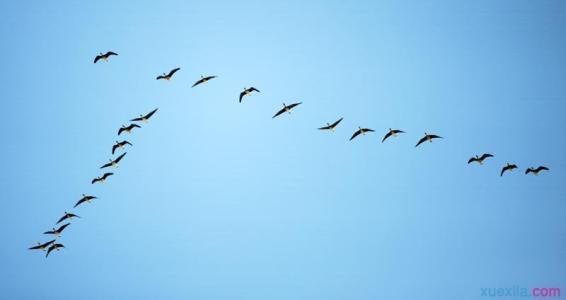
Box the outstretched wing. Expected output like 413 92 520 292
538 166 549 172
480 153 494 160
102 172 114 179
272 107 287 119
382 131 393 143
114 152 127 163
131 124 141 129
106 51 118 56
57 223 70 233
330 117 343 128
130 117 144 122
156 75 165 80
429 135 442 140
249 87 260 93
192 78 205 87
415 136 427 147
144 108 158 119
350 130 361 141
100 162 112 169
288 102 302 110
168 67 181 77
93 55 102 63
467 157 476 164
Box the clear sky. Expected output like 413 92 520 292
1 1 565 299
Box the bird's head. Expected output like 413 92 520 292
389 128 392 131
283 103 286 107
82 193 85 197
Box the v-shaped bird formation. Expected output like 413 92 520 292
28 50 551 258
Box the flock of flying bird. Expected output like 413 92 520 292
29 50 550 258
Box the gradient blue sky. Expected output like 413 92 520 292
1 1 565 299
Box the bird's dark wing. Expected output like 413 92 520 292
239 91 245 103
106 51 118 56
382 131 393 143
192 78 205 87
250 87 260 93
156 75 165 80
46 245 55 257
91 178 99 184
56 215 68 224
124 141 133 146
467 157 476 164
538 166 549 172
501 166 509 176
74 199 85 208
288 102 302 109
525 168 532 174
415 137 427 147
350 130 361 141
429 135 442 139
131 124 141 129
118 128 125 135
480 153 494 160
318 124 331 130
130 117 144 122
112 144 119 155
57 223 70 233
102 172 114 179
43 229 54 235
100 162 112 169
94 55 102 63
114 152 127 163
145 108 158 119
168 68 181 77
272 108 287 118
364 128 375 132
330 118 343 128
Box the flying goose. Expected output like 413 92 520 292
91 173 114 184
43 223 70 238
468 153 494 165
525 166 549 176
500 163 518 177
415 133 443 147
94 51 118 63
74 194 97 208
46 243 64 258
118 124 141 136
192 75 217 88
56 212 80 224
156 67 180 80
239 87 260 103
350 127 375 141
318 118 343 131
29 240 56 251
131 108 158 123
382 128 405 143
100 152 127 169
272 102 302 118
112 140 132 155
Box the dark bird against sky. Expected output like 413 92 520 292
272 102 302 118
74 194 97 208
415 133 443 148
118 124 141 136
131 108 158 123
112 140 132 155
500 163 518 177
468 153 494 165
382 128 405 143
93 51 118 63
192 75 217 88
100 152 127 169
318 118 343 131
525 166 549 176
91 173 114 184
156 67 180 80
43 223 70 238
239 87 260 103
350 127 375 141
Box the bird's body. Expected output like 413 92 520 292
91 173 114 184
192 75 217 88
239 87 260 103
29 240 56 251
525 166 549 176
43 223 70 238
94 51 118 63
468 153 494 165
74 194 97 208
382 128 405 143
350 127 375 141
415 133 442 147
500 163 518 177
156 68 180 80
112 140 132 155
56 212 80 224
131 108 158 123
101 152 127 169
118 124 141 136
318 118 343 131
46 243 64 258
272 102 302 118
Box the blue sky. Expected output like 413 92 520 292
1 0 565 299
